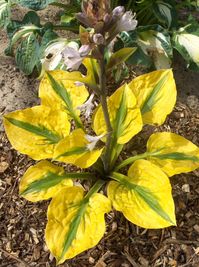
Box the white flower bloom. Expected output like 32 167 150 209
62 46 82 70
41 41 67 71
116 11 137 33
85 133 104 151
79 45 91 56
41 41 79 71
77 93 95 118
178 33 199 65
62 44 91 71
67 41 80 50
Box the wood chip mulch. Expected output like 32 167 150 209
0 101 199 267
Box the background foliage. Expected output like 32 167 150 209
0 0 199 75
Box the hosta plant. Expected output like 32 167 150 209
114 0 199 70
3 1 199 265
0 0 82 75
1 0 199 76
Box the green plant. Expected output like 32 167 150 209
3 1 199 265
115 0 199 70
0 0 81 75
1 0 199 76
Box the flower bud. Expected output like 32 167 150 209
103 13 111 23
112 6 125 18
80 0 111 28
76 12 91 27
93 33 105 45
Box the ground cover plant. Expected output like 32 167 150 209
2 0 199 265
0 0 199 76
114 0 199 70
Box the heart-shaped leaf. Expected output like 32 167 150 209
93 84 143 144
54 129 103 168
146 132 199 176
108 160 176 229
46 185 111 264
128 69 176 125
19 161 73 202
3 106 70 160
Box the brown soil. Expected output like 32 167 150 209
0 5 199 267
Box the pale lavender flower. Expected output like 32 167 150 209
62 44 91 71
77 93 95 119
79 45 91 56
85 132 104 151
116 11 137 33
62 47 82 70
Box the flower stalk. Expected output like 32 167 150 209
98 47 113 174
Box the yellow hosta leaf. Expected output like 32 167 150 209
108 160 176 229
3 106 70 160
147 132 199 177
39 70 89 112
128 69 177 125
106 47 136 71
82 57 100 86
45 186 111 264
19 161 73 202
54 129 103 168
93 84 143 144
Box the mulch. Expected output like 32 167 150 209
0 99 199 267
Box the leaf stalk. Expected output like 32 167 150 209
114 151 163 171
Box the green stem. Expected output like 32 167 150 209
85 83 101 96
114 152 149 171
92 158 104 175
109 171 127 183
53 25 79 33
114 150 163 171
110 144 124 170
84 180 105 200
99 49 113 173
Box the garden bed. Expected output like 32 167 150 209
0 5 199 267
